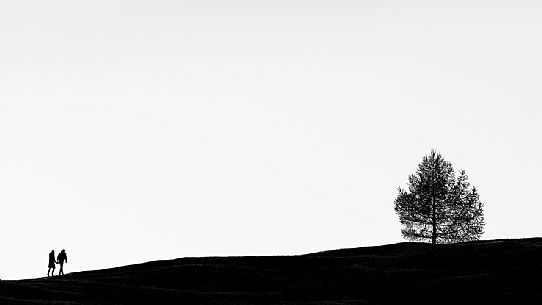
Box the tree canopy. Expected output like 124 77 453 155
394 150 484 244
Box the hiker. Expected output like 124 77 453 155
48 250 56 277
57 249 68 276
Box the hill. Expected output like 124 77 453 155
1 238 541 304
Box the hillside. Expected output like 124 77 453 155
1 238 541 304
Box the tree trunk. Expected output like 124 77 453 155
431 196 437 245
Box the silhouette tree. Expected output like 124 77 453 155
394 150 484 244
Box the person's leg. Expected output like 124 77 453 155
47 268 50 277
59 264 63 275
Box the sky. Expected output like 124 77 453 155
1 0 541 280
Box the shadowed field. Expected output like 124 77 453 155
1 238 541 304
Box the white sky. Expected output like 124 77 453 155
1 0 541 280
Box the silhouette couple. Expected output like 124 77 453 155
48 249 68 277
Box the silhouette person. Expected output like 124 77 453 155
47 250 56 277
57 249 68 276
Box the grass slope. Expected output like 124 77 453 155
1 238 541 304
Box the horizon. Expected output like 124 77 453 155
1 1 542 280
12 236 542 281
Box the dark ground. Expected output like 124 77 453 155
1 238 541 304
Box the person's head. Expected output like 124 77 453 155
51 250 55 254
61 249 65 253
